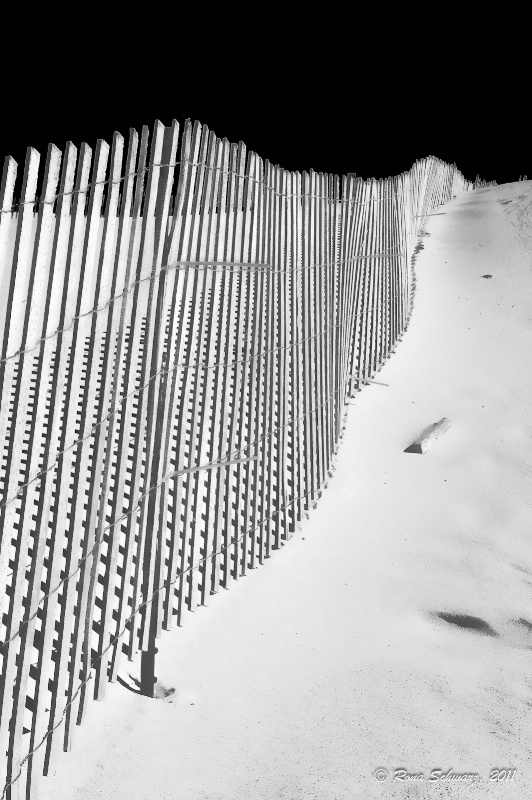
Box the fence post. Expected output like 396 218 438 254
139 579 159 697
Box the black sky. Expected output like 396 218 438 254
1 58 525 196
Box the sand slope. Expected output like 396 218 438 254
39 182 532 800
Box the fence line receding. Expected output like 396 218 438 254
0 117 495 800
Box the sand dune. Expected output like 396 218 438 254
39 181 532 799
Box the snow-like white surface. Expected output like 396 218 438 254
38 182 532 799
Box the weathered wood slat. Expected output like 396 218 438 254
184 126 218 612
262 160 276 559
203 136 232 594
121 124 168 658
171 121 208 623
216 141 242 587
284 168 297 533
300 172 314 510
290 171 303 523
348 177 369 394
128 121 180 694
317 173 330 487
157 119 196 630
233 145 254 579
340 176 358 405
59 135 111 744
89 127 141 688
243 151 262 571
191 130 221 606
312 171 326 489
229 141 249 574
101 127 146 682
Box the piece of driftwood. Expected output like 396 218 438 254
404 418 451 453
348 373 390 387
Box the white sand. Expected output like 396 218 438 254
39 182 532 799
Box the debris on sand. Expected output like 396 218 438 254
404 418 451 454
154 682 176 701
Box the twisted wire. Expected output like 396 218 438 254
0 249 403 369
0 155 415 218
0 462 342 799
0 358 373 651
0 281 406 514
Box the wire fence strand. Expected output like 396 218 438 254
0 250 403 370
0 156 414 217
0 462 344 800
0 279 407 515
0 347 384 651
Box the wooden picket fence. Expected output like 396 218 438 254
473 174 495 188
0 118 492 799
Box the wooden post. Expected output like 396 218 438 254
139 574 158 698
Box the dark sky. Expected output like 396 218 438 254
1 62 525 202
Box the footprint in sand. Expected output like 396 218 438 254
433 612 497 636
432 612 532 649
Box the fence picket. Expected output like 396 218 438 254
59 136 111 745
262 160 276 559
